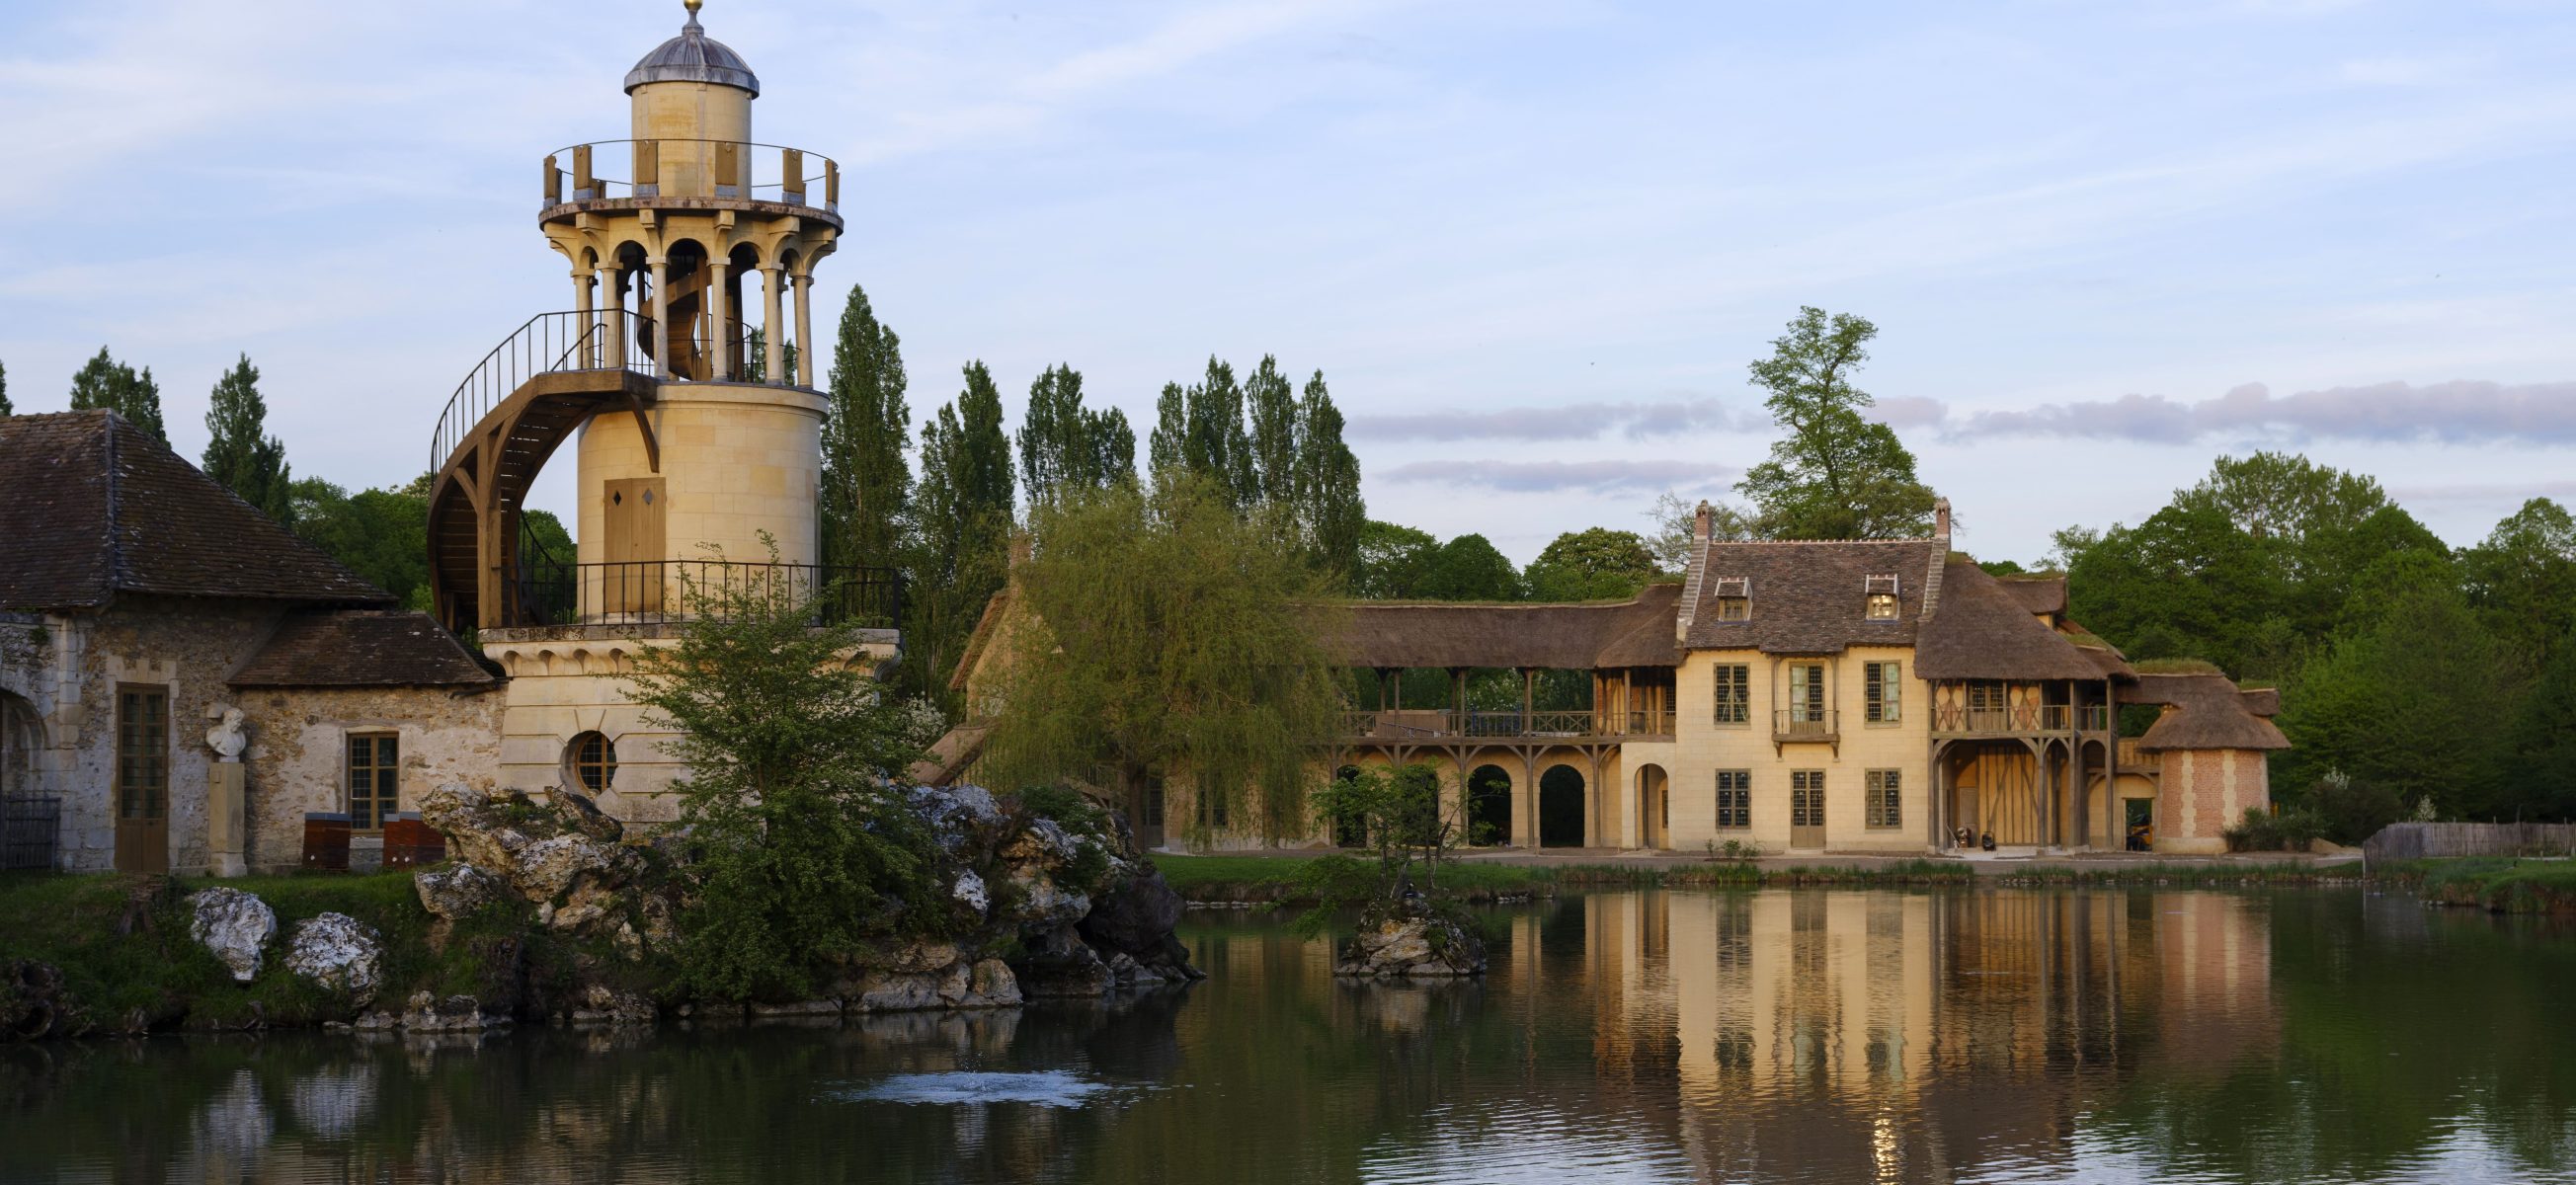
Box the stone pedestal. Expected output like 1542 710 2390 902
208 760 248 878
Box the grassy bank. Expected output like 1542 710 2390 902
0 871 546 1036
2372 857 2576 913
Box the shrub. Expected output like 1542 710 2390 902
2224 807 2325 852
2302 771 2404 846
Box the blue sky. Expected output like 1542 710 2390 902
4 0 2573 565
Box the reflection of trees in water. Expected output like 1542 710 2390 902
0 892 2569 1184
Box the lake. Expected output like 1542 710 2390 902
3 887 2570 1183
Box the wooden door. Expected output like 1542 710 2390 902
114 687 168 874
1790 770 1825 850
1134 780 1166 850
603 478 667 614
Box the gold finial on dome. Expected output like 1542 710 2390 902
684 0 703 12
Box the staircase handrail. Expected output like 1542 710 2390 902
431 310 657 473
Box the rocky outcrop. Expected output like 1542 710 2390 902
414 863 512 925
282 913 384 1005
1081 860 1201 985
1335 904 1488 979
188 888 277 983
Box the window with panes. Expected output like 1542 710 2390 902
1788 664 1826 723
1866 769 1901 829
1715 770 1750 829
348 734 400 830
1713 664 1750 725
116 688 167 823
1864 662 1901 724
1790 770 1824 827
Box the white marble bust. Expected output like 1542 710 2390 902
204 707 248 762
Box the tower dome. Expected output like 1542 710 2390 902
624 2 760 97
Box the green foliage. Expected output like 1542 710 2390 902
1147 356 1364 582
2460 498 2576 669
67 347 164 442
2276 583 2516 820
291 476 431 607
1354 520 1439 598
903 361 1016 715
1522 527 1658 600
0 357 11 416
1008 783 1108 834
1016 363 1136 503
1422 534 1520 600
2224 806 2324 852
982 479 1343 843
1734 307 1935 539
1290 369 1366 588
1150 357 1254 508
2290 772 2406 846
624 544 946 1000
200 354 293 523
1309 763 1459 898
821 284 910 572
740 328 799 383
2496 626 2576 822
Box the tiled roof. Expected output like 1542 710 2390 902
1333 584 1683 670
1682 538 1942 653
0 411 391 610
228 610 496 688
1916 561 2106 681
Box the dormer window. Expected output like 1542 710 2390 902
1715 577 1750 621
1864 574 1900 620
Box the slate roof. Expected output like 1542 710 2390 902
1332 584 1683 670
2126 673 2292 751
1916 561 2107 681
229 610 497 689
0 412 392 611
1682 538 1943 653
626 13 760 96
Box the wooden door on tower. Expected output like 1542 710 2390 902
603 477 667 614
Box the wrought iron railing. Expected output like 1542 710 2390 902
544 140 840 211
501 558 903 630
1932 704 2074 734
1 795 59 871
1774 709 1839 740
431 310 657 471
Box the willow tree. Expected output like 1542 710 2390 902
982 478 1344 841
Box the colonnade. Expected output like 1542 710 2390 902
567 253 815 387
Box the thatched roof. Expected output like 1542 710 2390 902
1682 539 1942 653
1335 584 1682 670
1996 575 2067 615
2126 673 2291 751
1915 561 2105 680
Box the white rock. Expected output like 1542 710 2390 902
952 870 989 914
282 913 385 1005
188 888 277 983
413 863 512 921
510 832 616 902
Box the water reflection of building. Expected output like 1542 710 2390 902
1533 890 2283 1182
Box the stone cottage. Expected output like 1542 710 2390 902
0 411 500 874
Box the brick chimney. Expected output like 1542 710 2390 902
1693 500 1714 546
1933 497 1952 541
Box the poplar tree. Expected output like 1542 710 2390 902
1291 369 1365 586
820 285 910 571
1149 357 1252 508
907 361 1018 709
201 355 294 523
1245 356 1300 507
68 347 166 442
1017 364 1136 503
0 359 12 417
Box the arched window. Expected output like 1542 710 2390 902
0 692 39 799
566 732 617 794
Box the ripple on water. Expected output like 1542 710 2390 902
1359 1103 1698 1185
834 1069 1116 1108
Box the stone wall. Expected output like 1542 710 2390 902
237 685 506 873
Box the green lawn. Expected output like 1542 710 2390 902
2375 857 2576 912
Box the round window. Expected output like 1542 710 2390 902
567 731 617 794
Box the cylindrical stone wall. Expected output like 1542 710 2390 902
629 81 753 198
576 382 825 619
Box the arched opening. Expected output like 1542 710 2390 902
1634 763 1669 850
1467 764 1512 846
661 238 711 379
1539 765 1585 848
1331 765 1366 847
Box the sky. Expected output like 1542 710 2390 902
3 0 2573 566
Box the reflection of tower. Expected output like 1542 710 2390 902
434 2 888 817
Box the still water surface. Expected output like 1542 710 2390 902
3 887 2570 1184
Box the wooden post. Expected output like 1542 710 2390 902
543 154 560 205
715 141 740 195
781 148 806 202
573 144 594 198
826 159 840 208
634 140 660 195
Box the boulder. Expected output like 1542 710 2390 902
1334 910 1487 979
420 784 535 877
1011 925 1112 998
413 863 513 921
845 969 948 1012
568 985 655 1027
187 888 277 983
1003 819 1080 869
402 990 510 1032
1006 871 1089 930
510 832 619 904
911 784 1005 851
951 870 990 916
282 913 385 1005
964 958 1022 1007
1080 863 1184 961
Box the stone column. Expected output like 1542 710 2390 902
792 273 816 387
572 270 596 368
763 267 786 382
647 257 671 379
710 259 733 380
606 269 629 369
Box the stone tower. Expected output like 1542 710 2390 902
427 1 897 818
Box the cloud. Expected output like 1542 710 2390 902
1377 459 1737 495
1867 396 1949 430
1940 380 2576 446
1349 399 1759 442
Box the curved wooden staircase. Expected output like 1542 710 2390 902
428 311 661 633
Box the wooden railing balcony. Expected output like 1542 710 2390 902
1337 709 1675 743
544 139 841 213
2079 704 2111 733
1773 709 1839 745
1932 704 2075 736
